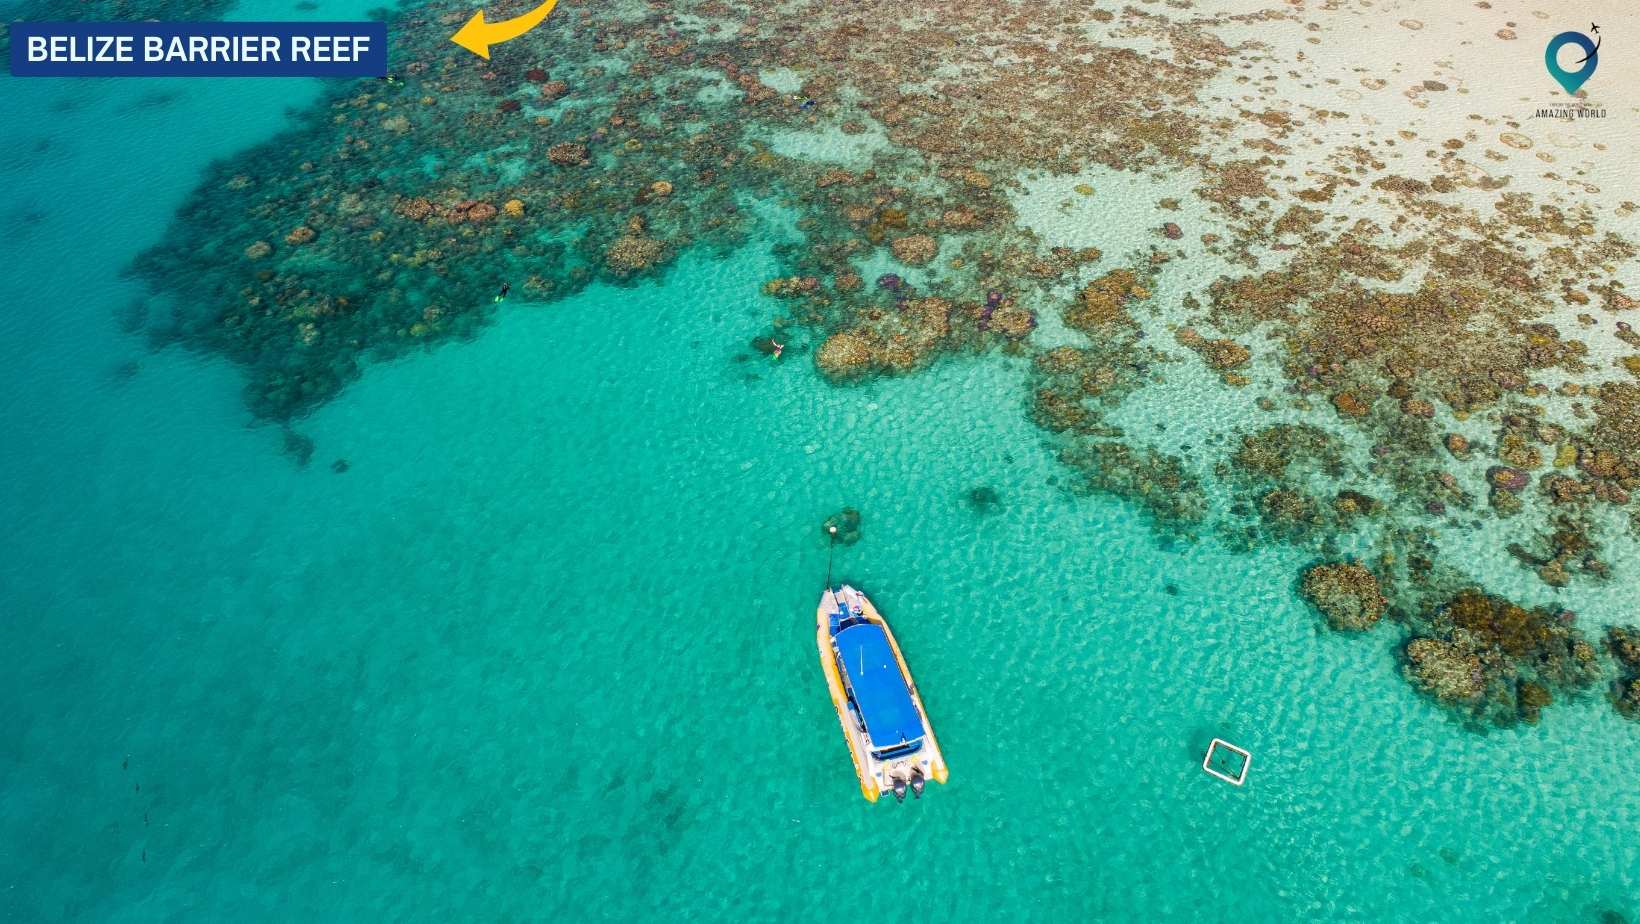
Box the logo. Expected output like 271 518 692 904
1545 24 1600 96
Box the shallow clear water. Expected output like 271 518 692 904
1 7 1638 922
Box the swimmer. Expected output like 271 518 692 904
771 340 784 359
494 282 511 303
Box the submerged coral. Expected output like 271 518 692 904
1300 562 1387 632
822 507 862 546
1608 626 1640 720
1402 590 1599 726
124 0 1639 732
964 485 1002 515
1404 637 1484 705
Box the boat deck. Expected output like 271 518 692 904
816 585 948 802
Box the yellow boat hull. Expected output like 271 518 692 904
816 585 949 802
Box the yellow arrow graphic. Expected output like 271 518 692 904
450 0 560 59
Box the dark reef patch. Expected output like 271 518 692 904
963 485 1001 514
1402 589 1598 727
120 0 1640 731
1608 625 1640 720
822 507 861 546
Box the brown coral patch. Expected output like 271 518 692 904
889 233 938 266
816 330 875 380
1066 269 1144 332
547 141 590 166
1301 562 1387 631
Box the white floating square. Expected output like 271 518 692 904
1203 738 1251 786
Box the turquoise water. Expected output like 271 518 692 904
2 13 1639 924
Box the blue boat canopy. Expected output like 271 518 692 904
835 623 925 748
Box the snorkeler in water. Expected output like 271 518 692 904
771 340 784 359
495 282 511 303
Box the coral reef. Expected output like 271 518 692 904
281 429 315 467
889 233 937 266
1404 637 1484 704
1066 269 1145 333
1403 590 1599 726
813 297 956 381
605 218 669 276
822 507 862 546
122 0 1639 731
1175 327 1251 377
1607 626 1640 720
964 485 1001 515
1300 562 1387 631
815 331 874 379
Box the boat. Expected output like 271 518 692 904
815 584 949 802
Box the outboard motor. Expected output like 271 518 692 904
910 768 925 799
890 776 908 803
